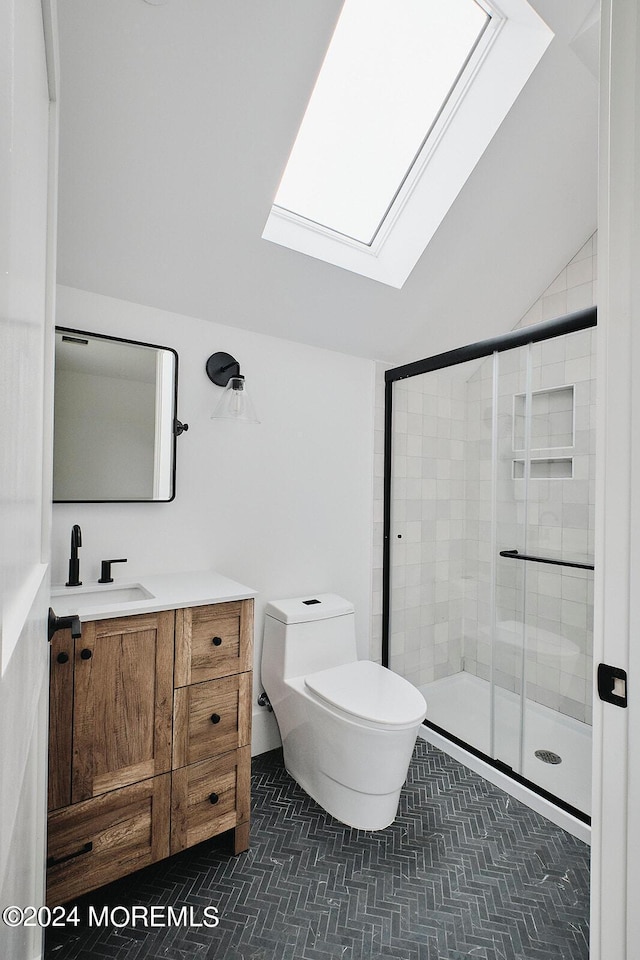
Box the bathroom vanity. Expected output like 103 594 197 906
46 572 254 905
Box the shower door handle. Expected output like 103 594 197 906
597 663 628 708
499 549 594 571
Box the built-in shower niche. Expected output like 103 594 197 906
513 385 575 450
512 458 573 479
512 385 574 479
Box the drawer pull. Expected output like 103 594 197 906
210 713 221 724
212 636 223 647
56 652 70 664
209 792 219 805
47 841 93 868
80 648 92 660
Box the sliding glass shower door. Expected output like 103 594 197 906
385 314 596 817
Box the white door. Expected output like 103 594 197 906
0 1 58 958
592 1 640 957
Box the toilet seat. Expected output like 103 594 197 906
304 660 426 727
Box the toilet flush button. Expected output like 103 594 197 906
303 599 321 605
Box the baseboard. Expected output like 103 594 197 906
251 708 281 756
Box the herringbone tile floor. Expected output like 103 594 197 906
45 739 589 960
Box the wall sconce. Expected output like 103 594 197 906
205 352 260 423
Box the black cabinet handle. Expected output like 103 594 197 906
56 652 70 664
212 636 222 647
48 607 81 642
47 841 93 868
210 713 221 724
80 649 92 660
209 792 219 805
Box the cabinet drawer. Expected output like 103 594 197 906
175 600 253 686
46 774 171 906
173 672 251 768
171 746 250 854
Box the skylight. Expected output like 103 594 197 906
273 0 490 246
263 0 553 288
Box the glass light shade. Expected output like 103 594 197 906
210 376 260 423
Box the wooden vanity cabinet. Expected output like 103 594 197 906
172 601 253 857
47 599 254 905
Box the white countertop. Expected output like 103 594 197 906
50 569 256 622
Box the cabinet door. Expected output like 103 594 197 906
47 773 171 906
48 630 75 811
173 672 252 768
72 611 174 803
175 599 253 686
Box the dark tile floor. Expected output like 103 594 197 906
45 740 589 960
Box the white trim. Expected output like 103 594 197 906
251 708 282 757
263 0 553 288
40 0 59 103
592 1 640 957
41 0 59 565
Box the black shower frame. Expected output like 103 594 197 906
382 306 597 824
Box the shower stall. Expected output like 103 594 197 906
383 309 596 822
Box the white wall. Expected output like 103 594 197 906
52 285 376 753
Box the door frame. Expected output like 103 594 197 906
591 1 639 957
0 2 58 958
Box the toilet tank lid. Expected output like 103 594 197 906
265 594 354 624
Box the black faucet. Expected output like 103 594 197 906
66 524 82 587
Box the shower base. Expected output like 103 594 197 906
419 671 592 819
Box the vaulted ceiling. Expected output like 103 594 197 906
56 0 599 364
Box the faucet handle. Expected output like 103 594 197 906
98 558 128 584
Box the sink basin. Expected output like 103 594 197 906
51 583 156 610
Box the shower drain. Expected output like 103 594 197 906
535 749 562 765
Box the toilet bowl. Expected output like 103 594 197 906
261 594 427 830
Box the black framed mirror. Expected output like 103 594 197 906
53 327 180 502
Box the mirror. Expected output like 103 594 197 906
53 328 179 502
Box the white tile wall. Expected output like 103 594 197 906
373 233 597 725
387 371 469 685
461 323 596 723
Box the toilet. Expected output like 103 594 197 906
261 594 427 830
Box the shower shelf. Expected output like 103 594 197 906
499 549 594 571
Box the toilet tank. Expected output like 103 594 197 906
263 594 358 681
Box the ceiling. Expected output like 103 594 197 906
55 0 599 365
